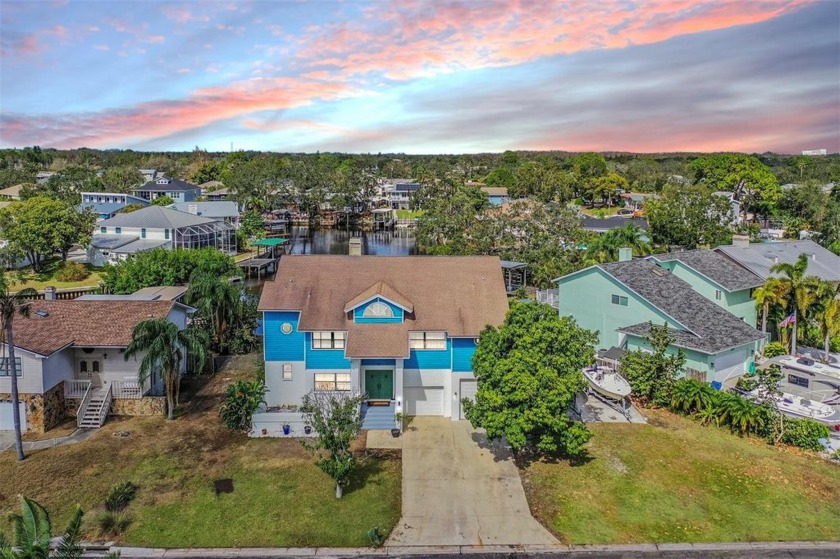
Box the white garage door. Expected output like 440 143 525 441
459 379 477 420
404 386 444 416
712 351 747 384
0 401 27 432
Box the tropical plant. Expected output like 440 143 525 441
770 253 819 355
813 281 840 363
670 379 715 415
186 269 239 352
124 319 210 420
0 496 101 559
104 481 137 513
763 341 787 358
620 323 685 407
54 262 89 282
585 223 651 263
300 390 364 498
0 272 37 461
753 277 786 335
720 393 765 435
150 195 174 206
464 301 595 457
219 380 267 432
780 417 830 451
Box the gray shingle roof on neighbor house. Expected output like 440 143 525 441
135 177 201 193
98 205 216 229
716 240 840 283
600 259 764 354
651 250 764 292
90 234 138 249
170 201 239 219
112 238 170 254
580 217 649 232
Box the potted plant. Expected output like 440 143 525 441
391 412 403 438
282 424 291 435
303 424 312 435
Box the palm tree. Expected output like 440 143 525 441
722 394 765 435
124 320 209 420
186 269 239 353
585 224 652 263
0 272 37 462
0 496 89 559
813 281 840 363
670 379 714 414
753 277 786 335
770 253 819 355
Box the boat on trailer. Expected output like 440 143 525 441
746 389 840 431
582 365 632 401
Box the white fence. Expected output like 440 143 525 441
536 289 558 309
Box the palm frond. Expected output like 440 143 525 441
54 505 84 559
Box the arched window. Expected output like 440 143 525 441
363 301 394 318
80 361 88 373
92 361 100 373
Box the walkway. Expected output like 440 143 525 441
387 417 557 546
0 428 94 453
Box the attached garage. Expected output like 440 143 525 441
0 401 27 432
459 379 477 420
404 386 444 416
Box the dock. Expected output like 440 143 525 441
237 237 288 278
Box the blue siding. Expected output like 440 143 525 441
264 311 304 361
451 338 477 372
405 338 452 369
362 359 396 367
305 333 351 369
354 297 404 324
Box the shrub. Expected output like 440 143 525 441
105 481 137 513
55 261 90 282
780 417 830 451
96 510 132 536
220 380 267 432
763 342 787 358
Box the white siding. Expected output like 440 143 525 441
0 344 45 394
42 348 74 392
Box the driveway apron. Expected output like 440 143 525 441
387 417 558 545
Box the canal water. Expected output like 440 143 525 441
245 226 416 294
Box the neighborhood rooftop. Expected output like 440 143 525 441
170 201 239 219
97 205 217 229
599 259 764 354
716 239 840 282
259 255 508 358
11 299 176 356
651 249 764 292
580 216 649 232
135 177 200 192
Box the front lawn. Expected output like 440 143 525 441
1 359 401 547
523 409 840 544
6 258 103 292
396 209 425 220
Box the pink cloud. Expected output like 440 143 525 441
177 68 192 74
147 35 165 44
94 44 110 51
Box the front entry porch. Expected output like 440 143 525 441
364 369 394 401
360 401 396 430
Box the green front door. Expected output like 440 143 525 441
365 369 393 400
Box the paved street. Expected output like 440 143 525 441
386 417 557 546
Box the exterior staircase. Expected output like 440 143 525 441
77 387 113 429
361 402 397 430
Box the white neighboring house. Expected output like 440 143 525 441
170 201 241 228
0 293 192 433
88 205 236 266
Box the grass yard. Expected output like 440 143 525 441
396 209 425 220
0 356 401 547
523 409 840 544
6 259 103 292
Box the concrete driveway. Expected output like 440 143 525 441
387 417 558 546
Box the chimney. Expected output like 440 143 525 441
349 237 362 256
618 247 632 262
732 234 750 247
44 286 56 300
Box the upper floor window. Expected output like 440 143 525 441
115 227 122 234
409 331 446 350
611 294 628 306
363 301 394 318
312 331 346 349
715 290 722 301
100 227 107 234
0 357 22 377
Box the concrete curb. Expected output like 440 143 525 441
96 541 840 558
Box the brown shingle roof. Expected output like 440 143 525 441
12 300 175 356
343 281 414 313
259 256 509 358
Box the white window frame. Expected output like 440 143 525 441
0 357 22 377
314 373 351 392
715 290 722 301
363 301 394 318
611 294 628 306
409 331 447 350
312 331 346 349
282 363 293 381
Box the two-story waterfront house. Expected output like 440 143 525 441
255 255 509 435
133 177 201 203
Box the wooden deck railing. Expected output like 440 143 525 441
64 379 92 399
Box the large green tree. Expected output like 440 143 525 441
34 166 102 204
125 319 209 420
464 301 595 457
223 155 289 212
103 165 145 193
690 154 781 222
620 323 685 406
0 197 95 271
646 183 734 249
585 223 651 264
414 178 489 255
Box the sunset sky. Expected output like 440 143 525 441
1 0 838 154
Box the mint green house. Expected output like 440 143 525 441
649 250 763 328
555 256 764 385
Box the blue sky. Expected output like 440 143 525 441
1 0 838 153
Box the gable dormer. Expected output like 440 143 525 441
344 281 413 324
156 177 172 185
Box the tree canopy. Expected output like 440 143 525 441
646 183 734 249
464 301 595 457
101 247 240 293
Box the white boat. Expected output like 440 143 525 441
582 365 632 401
747 389 840 429
777 355 840 383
